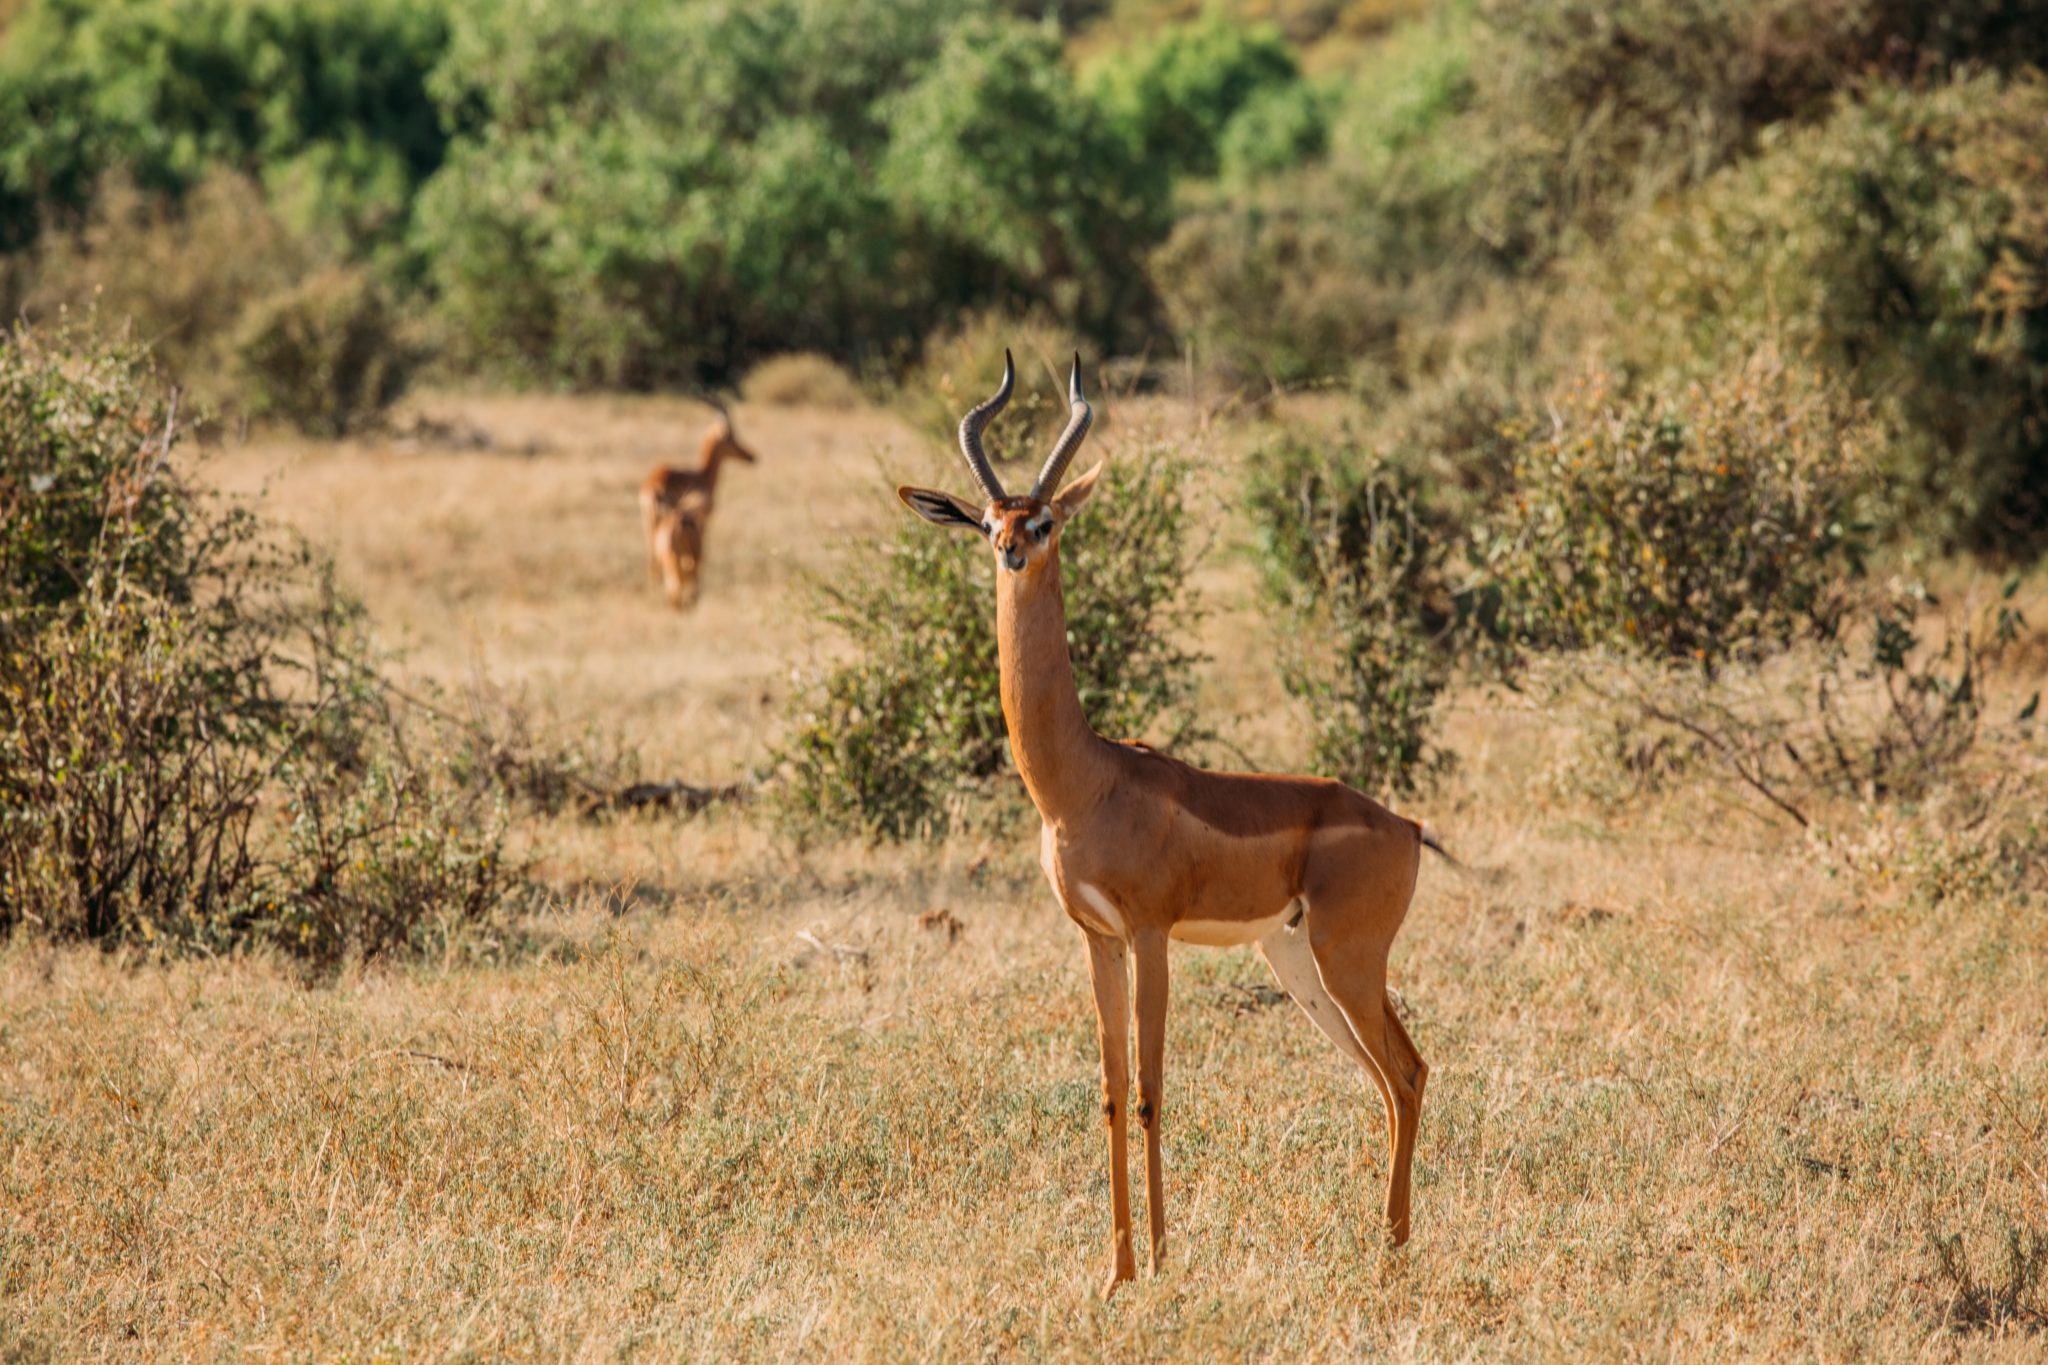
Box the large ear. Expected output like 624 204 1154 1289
897 485 987 534
1050 461 1105 521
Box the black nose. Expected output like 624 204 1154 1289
1001 545 1027 572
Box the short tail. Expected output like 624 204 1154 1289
1415 821 1502 883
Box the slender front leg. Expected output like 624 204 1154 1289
641 501 664 585
1131 929 1169 1275
1082 930 1135 1297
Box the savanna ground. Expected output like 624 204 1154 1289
4 391 2045 1360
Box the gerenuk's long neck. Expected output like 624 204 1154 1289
697 436 726 482
995 548 1113 821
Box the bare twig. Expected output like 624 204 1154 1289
1631 694 1811 828
794 926 869 966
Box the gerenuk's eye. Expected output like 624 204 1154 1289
1031 519 1051 541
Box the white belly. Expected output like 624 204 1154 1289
1170 910 1290 947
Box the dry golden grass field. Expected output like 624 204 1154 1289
3 390 2045 1360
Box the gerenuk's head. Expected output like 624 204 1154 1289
896 349 1102 581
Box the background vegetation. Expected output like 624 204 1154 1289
2 0 2045 1355
0 322 513 964
3 0 2042 991
4 0 2044 559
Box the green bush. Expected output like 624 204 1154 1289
1246 432 1455 796
778 440 1204 840
0 322 512 963
1217 80 1328 183
1610 71 2048 560
881 14 1161 348
1478 354 1871 668
232 265 418 436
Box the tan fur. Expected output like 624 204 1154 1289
638 410 757 608
651 504 705 610
902 450 1432 1299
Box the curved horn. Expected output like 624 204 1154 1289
1031 353 1093 500
955 348 1013 502
706 394 733 437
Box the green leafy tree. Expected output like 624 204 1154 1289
882 15 1162 346
1091 17 1302 185
0 0 453 254
414 0 991 381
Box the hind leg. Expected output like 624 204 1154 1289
1262 919 1411 1242
1377 986 1427 1240
1385 993 1429 1116
1131 930 1170 1275
1303 902 1425 1246
1259 916 1385 1081
657 544 686 610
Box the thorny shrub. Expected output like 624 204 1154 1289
777 437 1204 841
232 265 419 437
1552 581 2039 832
1817 774 2046 921
1479 354 1872 670
1608 71 2048 560
0 322 511 964
1246 432 1456 796
23 170 419 435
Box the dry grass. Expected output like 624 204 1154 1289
206 391 928 783
3 389 2045 1360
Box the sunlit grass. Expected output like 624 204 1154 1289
1 390 2043 1358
